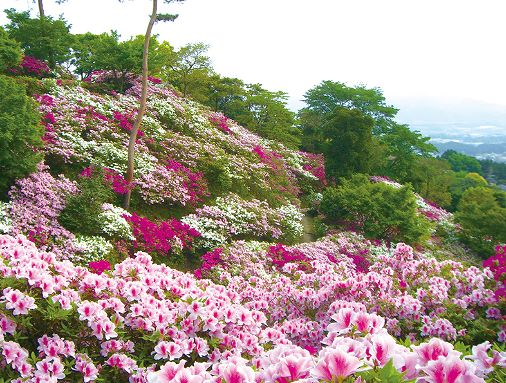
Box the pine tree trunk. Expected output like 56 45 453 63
123 0 157 209
38 0 45 18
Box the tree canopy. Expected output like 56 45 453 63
4 9 73 69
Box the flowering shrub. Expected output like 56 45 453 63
208 111 232 134
98 203 134 240
9 55 50 78
181 194 303 249
125 213 200 258
0 234 504 382
6 163 79 258
203 233 504 349
89 259 112 274
484 245 506 300
0 202 12 234
34 78 324 210
73 235 114 264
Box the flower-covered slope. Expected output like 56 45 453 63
38 76 323 207
0 234 504 382
0 75 326 262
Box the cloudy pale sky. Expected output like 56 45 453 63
2 0 506 128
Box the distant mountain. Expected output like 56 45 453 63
432 141 506 162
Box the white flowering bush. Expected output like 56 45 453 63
98 203 134 240
0 202 12 234
72 235 113 264
182 194 303 249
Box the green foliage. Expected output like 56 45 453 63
409 157 455 208
299 80 436 181
449 172 488 211
480 158 506 185
455 186 506 256
377 122 436 181
300 80 398 127
318 106 375 178
441 149 483 174
231 83 300 149
4 9 73 68
0 26 22 72
59 169 116 236
320 174 432 244
162 42 212 97
0 74 43 194
72 32 170 88
358 359 415 382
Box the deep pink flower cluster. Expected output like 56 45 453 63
483 245 506 300
267 243 311 272
194 248 224 279
148 76 162 84
104 168 131 195
125 213 200 255
113 110 144 137
89 260 112 275
75 105 109 123
208 112 233 134
80 166 132 195
302 152 327 186
252 145 283 171
9 55 50 78
165 159 208 205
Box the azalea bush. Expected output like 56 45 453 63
181 194 304 249
0 234 504 383
198 233 505 349
5 163 79 258
124 213 200 266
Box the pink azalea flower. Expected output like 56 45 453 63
421 356 485 383
312 349 362 381
412 338 460 365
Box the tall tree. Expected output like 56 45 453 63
0 74 44 194
124 0 184 209
4 9 73 69
299 80 436 181
318 107 375 178
0 26 22 72
164 42 212 97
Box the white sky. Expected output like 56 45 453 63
2 0 506 118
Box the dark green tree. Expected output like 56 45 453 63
4 9 73 69
455 186 506 256
318 107 375 178
441 150 483 174
72 32 170 89
163 42 212 97
409 157 455 208
203 74 246 113
0 26 22 72
299 80 436 180
234 84 300 148
449 172 488 211
320 174 432 244
0 74 43 194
